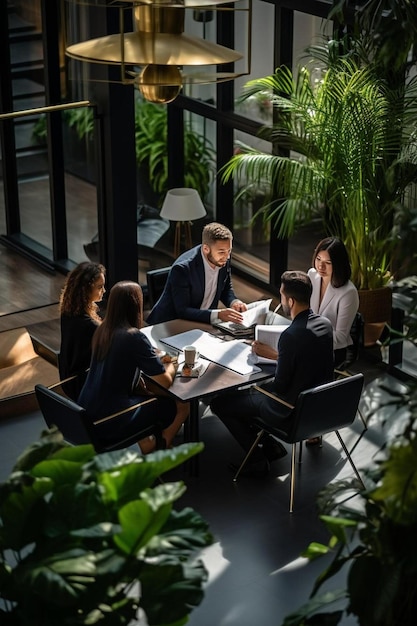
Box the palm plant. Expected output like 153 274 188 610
222 41 417 289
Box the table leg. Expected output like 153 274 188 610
389 307 404 368
183 398 200 476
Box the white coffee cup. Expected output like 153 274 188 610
183 345 198 368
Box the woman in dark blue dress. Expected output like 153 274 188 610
78 281 188 453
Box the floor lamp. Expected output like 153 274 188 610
160 188 206 258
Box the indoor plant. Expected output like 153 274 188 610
0 428 212 626
32 107 94 143
281 286 417 625
32 107 95 182
222 43 417 292
134 98 215 207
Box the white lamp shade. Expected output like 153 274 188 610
160 188 206 221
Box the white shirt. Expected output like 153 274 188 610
200 249 222 322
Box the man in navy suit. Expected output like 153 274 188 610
147 222 247 325
210 270 334 476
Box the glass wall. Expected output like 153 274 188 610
1 0 336 297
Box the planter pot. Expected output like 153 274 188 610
358 286 392 347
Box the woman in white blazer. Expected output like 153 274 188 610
252 237 359 368
308 237 359 367
252 237 359 447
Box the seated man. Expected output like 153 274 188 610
146 222 247 325
210 270 334 477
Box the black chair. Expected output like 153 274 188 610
336 311 364 371
335 312 367 431
35 383 159 453
233 373 365 512
146 266 171 309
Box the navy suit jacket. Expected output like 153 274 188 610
146 245 237 324
264 309 334 405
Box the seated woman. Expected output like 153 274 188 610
59 262 106 400
252 237 359 368
308 237 359 367
78 281 188 453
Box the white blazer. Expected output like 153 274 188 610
308 268 359 350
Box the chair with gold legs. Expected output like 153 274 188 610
233 373 365 512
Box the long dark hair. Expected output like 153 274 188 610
312 237 351 288
59 262 105 322
92 281 143 361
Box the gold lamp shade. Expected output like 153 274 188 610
65 0 250 103
66 31 243 67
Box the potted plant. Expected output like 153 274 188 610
0 428 212 626
221 38 417 343
281 287 417 625
135 98 216 207
32 107 96 183
32 107 94 143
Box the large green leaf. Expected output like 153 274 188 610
115 497 172 554
371 440 417 524
138 559 208 626
0 477 53 550
281 589 347 625
0 432 211 626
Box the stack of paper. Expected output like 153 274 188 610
161 329 261 376
212 299 272 336
249 324 290 365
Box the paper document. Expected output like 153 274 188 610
249 324 289 365
213 299 272 336
161 329 261 375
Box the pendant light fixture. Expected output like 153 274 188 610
65 0 252 104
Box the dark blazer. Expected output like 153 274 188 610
146 245 238 325
265 309 334 405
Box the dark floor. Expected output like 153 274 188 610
0 176 413 625
0 331 409 625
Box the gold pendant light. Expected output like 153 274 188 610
65 0 251 104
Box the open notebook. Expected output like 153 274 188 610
212 299 272 337
249 323 290 365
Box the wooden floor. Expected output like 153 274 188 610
0 171 282 330
0 242 277 332
0 173 323 327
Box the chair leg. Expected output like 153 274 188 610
298 441 303 464
289 443 297 513
348 404 368 456
233 429 265 482
358 407 367 430
335 430 365 489
335 370 367 431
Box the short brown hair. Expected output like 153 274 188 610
281 270 312 305
202 222 232 245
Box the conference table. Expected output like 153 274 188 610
142 319 276 475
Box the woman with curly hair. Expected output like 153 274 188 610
59 262 106 399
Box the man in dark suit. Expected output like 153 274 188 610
147 222 247 325
210 270 334 476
